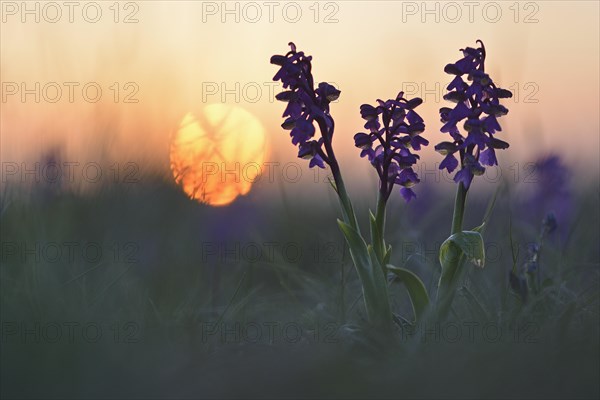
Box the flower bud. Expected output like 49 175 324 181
434 142 456 155
270 55 287 66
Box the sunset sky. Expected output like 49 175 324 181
2 1 598 199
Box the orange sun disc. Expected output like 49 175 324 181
170 104 268 206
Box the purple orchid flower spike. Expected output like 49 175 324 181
271 42 340 170
435 40 512 189
354 91 429 202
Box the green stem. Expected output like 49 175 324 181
335 173 355 224
322 132 358 231
374 192 387 266
319 120 392 333
436 182 469 320
325 139 393 333
451 183 467 235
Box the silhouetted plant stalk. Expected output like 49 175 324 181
271 43 392 331
271 40 511 332
435 41 512 319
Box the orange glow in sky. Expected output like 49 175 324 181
1 1 598 197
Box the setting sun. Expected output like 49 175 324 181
169 104 268 206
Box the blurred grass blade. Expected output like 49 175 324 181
214 270 248 326
459 285 490 321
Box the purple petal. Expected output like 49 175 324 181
465 130 488 148
454 168 474 189
283 101 302 118
450 102 470 121
309 154 325 169
441 121 458 134
439 154 459 173
400 187 417 202
479 148 497 166
483 115 502 134
406 110 423 124
447 76 466 91
454 57 475 74
364 119 380 132
360 148 375 160
396 170 419 189
411 136 429 150
354 132 372 149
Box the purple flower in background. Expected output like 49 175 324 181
354 92 429 202
271 42 340 169
512 211 559 298
435 40 512 189
525 154 572 236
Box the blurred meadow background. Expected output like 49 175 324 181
1 1 599 398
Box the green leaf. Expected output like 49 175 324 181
368 210 378 242
327 176 338 194
337 219 391 330
472 222 485 233
388 265 430 322
368 210 384 266
437 230 485 320
440 231 485 269
368 246 393 329
383 245 392 266
337 219 370 275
